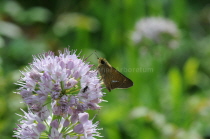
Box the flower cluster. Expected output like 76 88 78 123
13 48 104 139
131 17 179 48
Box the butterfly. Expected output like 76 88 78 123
97 58 133 92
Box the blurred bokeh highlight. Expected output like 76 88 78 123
0 0 210 139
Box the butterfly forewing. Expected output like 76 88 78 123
98 58 133 92
109 67 133 89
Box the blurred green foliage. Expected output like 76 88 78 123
1 0 210 139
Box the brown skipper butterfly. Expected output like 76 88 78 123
97 58 133 92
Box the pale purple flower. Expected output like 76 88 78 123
74 112 102 139
49 128 63 139
14 48 104 139
63 119 70 127
50 119 59 129
13 109 44 139
131 17 179 48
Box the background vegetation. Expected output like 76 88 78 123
0 0 210 139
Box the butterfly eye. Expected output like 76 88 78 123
101 60 105 64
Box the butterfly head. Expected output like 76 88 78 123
98 58 112 67
98 58 106 64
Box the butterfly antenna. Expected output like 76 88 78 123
94 51 100 59
84 53 93 61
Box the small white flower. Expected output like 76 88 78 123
131 17 179 48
